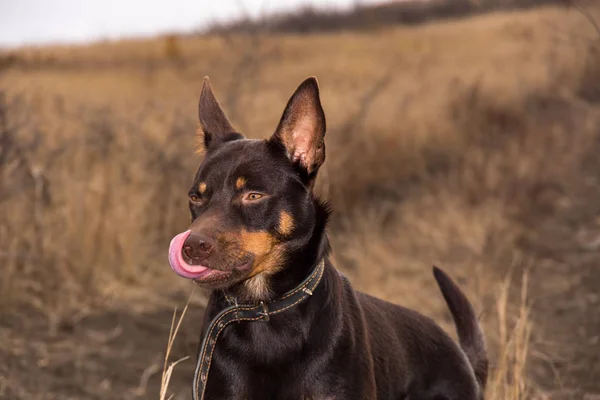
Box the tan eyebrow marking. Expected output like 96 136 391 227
235 177 247 190
199 182 207 193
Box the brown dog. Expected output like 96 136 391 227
168 76 488 399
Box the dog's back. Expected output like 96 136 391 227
339 267 487 400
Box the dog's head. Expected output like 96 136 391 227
169 77 327 300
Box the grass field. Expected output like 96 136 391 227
1 3 600 399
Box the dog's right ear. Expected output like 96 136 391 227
197 77 241 152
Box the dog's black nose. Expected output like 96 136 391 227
182 233 214 264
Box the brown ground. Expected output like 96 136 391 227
1 4 600 399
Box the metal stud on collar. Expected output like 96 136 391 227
259 301 270 321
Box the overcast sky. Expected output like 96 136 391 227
0 0 384 48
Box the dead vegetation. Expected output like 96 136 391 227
1 3 600 399
206 0 569 34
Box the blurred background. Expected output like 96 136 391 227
1 0 600 399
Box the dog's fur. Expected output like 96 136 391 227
180 77 488 399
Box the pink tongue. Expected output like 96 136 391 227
168 230 209 279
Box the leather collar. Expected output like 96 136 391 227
192 258 326 400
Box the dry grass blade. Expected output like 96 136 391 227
487 269 535 400
159 288 195 400
160 356 189 400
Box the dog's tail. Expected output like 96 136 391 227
433 266 488 392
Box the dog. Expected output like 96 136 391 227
167 76 488 400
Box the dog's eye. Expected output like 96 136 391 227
244 192 264 202
189 195 201 203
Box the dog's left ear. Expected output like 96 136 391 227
270 77 326 187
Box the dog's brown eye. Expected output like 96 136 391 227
244 192 264 201
190 195 201 203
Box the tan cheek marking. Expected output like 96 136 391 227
219 229 286 300
199 182 207 194
235 176 246 190
278 211 294 236
240 229 284 277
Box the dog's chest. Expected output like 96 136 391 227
203 369 339 400
202 356 345 400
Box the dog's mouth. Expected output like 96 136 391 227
168 230 251 285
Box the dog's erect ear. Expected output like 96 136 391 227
270 77 326 186
197 77 240 151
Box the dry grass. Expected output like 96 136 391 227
159 291 193 400
487 269 535 400
1 3 600 399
